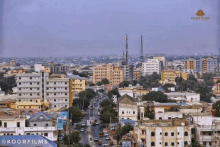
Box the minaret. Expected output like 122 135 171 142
125 34 128 65
140 35 143 63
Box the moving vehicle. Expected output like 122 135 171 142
94 137 98 141
106 137 110 140
98 140 102 145
80 128 84 132
82 123 86 127
96 122 99 125
104 133 109 137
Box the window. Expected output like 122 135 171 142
4 122 7 127
165 132 168 136
54 93 56 95
19 88 21 90
65 105 67 107
54 105 56 108
30 77 32 79
30 82 32 85
168 117 171 120
30 93 32 96
54 82 56 85
37 93 39 96
209 142 212 146
122 111 124 114
171 132 174 136
177 142 179 145
45 124 48 127
151 132 155 136
160 132 162 135
47 93 49 96
19 94 21 96
184 141 188 145
184 131 188 136
34 124 37 126
171 142 174 146
19 83 21 85
178 132 179 135
65 82 67 84
133 111 135 114
159 117 162 120
17 122 20 127
65 93 67 95
37 82 39 85
47 88 49 90
65 87 67 90
47 82 49 84
165 142 168 146
19 77 21 79
0 120 2 126
65 99 67 101
54 88 56 90
26 133 30 135
54 99 56 102
30 88 32 90
151 142 155 146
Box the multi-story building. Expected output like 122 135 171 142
133 70 141 80
16 72 70 110
160 70 187 85
34 62 69 74
154 107 183 120
120 65 133 81
165 92 200 102
0 111 58 141
203 56 218 73
118 94 138 121
153 56 165 69
133 118 192 147
142 59 161 76
93 64 124 86
184 58 197 73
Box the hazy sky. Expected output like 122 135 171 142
2 0 220 57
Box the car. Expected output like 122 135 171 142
82 123 86 127
104 133 109 137
80 128 84 132
96 122 99 125
98 140 102 145
106 137 110 140
94 137 98 141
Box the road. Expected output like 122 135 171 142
76 93 111 146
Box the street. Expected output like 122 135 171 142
76 93 111 147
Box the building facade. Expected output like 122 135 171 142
142 59 161 76
16 72 70 110
93 64 124 86
160 70 187 85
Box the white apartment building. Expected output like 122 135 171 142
16 72 70 109
142 59 161 76
165 92 200 102
0 113 57 141
155 107 183 120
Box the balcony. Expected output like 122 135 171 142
24 127 57 132
199 135 212 141
0 127 16 132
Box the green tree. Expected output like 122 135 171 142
194 82 212 102
107 88 121 99
89 83 95 86
63 131 81 145
119 81 130 88
100 99 115 108
100 106 117 124
162 83 175 92
144 106 155 119
167 106 179 112
115 124 133 144
98 89 105 93
67 107 83 124
203 73 214 86
212 101 220 117
189 142 203 147
101 78 110 84
142 91 168 102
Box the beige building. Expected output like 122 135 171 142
118 94 138 121
133 118 192 147
160 70 187 85
153 56 165 68
93 64 123 86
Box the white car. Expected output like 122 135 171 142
104 133 109 137
105 137 110 140
82 123 86 127
96 122 99 125
94 137 98 141
80 128 84 132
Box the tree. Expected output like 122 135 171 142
212 101 220 117
203 73 214 86
100 106 117 124
96 81 103 86
89 83 95 86
63 131 81 145
162 83 175 92
101 78 109 84
107 88 121 99
167 106 179 112
189 142 203 147
144 106 155 119
194 82 212 102
100 99 115 108
67 107 83 124
142 91 168 102
119 81 130 88
115 124 133 144
98 89 105 93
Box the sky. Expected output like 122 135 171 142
1 0 220 57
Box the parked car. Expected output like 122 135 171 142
96 122 99 125
82 123 86 127
104 133 109 137
106 137 110 140
80 128 84 132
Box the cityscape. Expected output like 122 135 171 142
0 0 220 147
